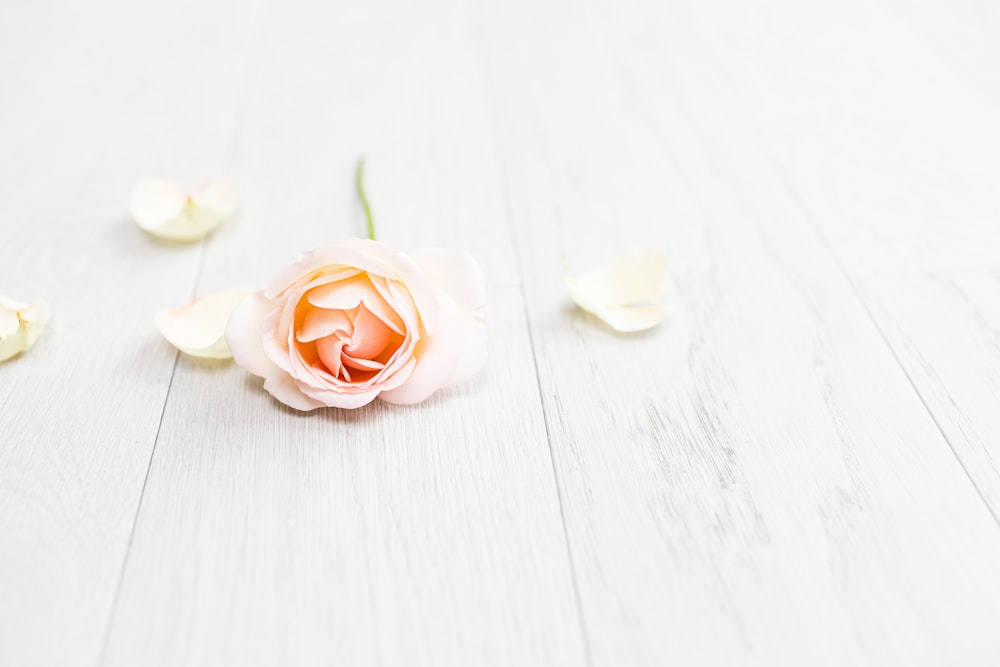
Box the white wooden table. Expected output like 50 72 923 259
3 0 1000 664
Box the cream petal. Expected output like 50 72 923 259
19 301 50 349
0 294 49 362
155 288 250 358
130 177 237 242
0 293 29 312
591 305 668 332
0 328 27 362
193 177 238 217
565 248 667 332
380 289 463 405
129 178 186 231
0 309 19 337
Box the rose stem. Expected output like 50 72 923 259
355 158 377 240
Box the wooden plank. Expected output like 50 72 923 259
0 2 261 665
674 0 1000 276
880 0 1000 107
100 1 586 665
859 271 1000 517
482 0 1000 664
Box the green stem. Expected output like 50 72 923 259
355 158 376 240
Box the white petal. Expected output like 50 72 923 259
0 294 49 362
155 288 250 358
130 177 238 242
193 177 239 217
565 248 667 332
0 309 19 337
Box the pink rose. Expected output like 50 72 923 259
226 238 486 410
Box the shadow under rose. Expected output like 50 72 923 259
236 371 478 424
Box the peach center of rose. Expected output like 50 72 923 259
293 275 407 384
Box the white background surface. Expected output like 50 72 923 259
2 0 1000 665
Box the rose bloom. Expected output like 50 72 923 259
226 238 486 410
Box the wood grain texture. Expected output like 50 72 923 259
100 1 585 665
881 0 1000 107
860 271 1000 518
676 0 1000 276
482 0 1000 664
3 0 1000 665
0 2 261 665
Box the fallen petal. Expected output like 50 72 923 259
155 287 251 358
130 177 238 242
193 177 239 219
565 248 667 332
0 293 50 362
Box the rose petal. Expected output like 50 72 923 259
343 304 393 359
265 372 329 411
155 288 250 358
297 307 352 343
447 315 487 387
307 276 405 335
266 239 439 332
565 248 667 332
410 247 486 316
411 247 487 385
315 334 346 379
293 379 381 409
0 294 50 362
130 177 237 242
380 289 463 405
226 291 325 411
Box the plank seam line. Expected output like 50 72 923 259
474 7 594 665
93 1 273 661
876 0 1000 125
765 135 1000 530
94 348 180 666
669 0 1000 529
97 204 213 667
